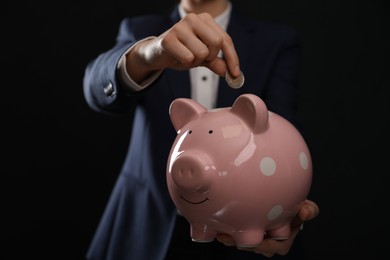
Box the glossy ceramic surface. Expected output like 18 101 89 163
166 94 312 247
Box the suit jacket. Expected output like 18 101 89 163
83 4 303 260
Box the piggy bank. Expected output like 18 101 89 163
166 93 312 247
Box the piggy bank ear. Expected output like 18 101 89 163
231 94 269 134
169 98 207 132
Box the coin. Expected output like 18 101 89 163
225 70 245 89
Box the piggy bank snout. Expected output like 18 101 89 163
170 151 215 192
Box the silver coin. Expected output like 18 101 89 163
225 70 245 89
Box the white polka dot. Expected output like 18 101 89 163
299 152 309 170
267 205 283 220
260 157 276 176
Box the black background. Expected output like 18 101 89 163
2 0 389 259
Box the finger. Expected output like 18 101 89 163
216 233 236 247
299 199 320 221
160 30 196 67
202 57 227 77
198 13 240 77
184 13 223 62
254 230 298 256
174 15 218 64
176 32 210 65
167 13 224 67
290 199 319 228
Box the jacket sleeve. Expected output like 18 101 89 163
82 16 168 115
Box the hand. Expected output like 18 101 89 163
216 199 319 257
127 13 241 83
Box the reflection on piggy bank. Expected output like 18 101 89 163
166 94 312 247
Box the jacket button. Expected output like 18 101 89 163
103 82 116 97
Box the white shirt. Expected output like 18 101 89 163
118 2 232 109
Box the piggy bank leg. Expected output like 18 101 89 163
190 223 216 243
232 228 265 248
267 222 291 240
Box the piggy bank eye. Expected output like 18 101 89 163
208 130 213 134
188 130 192 134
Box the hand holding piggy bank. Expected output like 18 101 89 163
166 94 312 247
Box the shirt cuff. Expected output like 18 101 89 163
117 36 163 92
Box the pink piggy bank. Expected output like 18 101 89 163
166 93 312 247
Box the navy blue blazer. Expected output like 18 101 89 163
83 4 303 260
